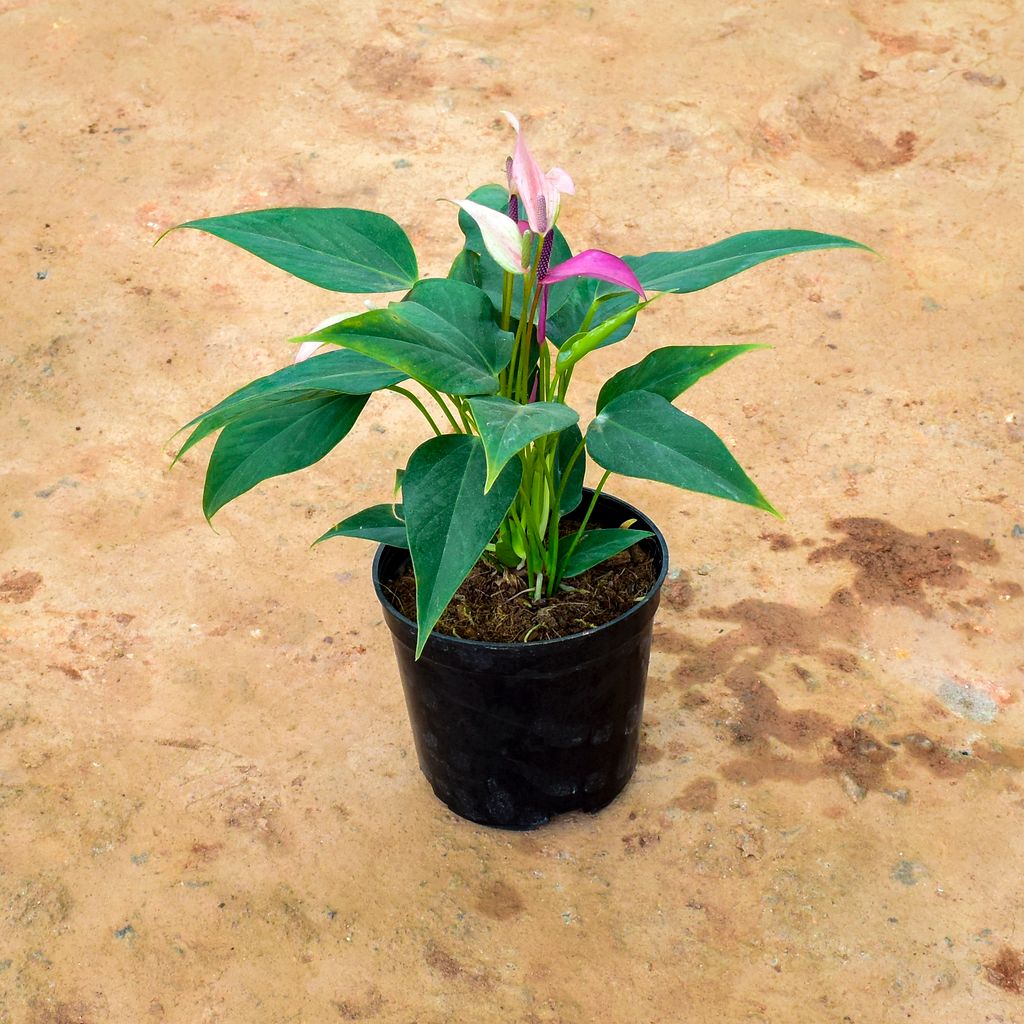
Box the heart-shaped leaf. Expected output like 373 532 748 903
587 391 777 515
596 344 766 412
467 396 579 491
315 504 408 548
560 527 654 579
627 230 870 294
203 393 368 520
403 434 521 657
299 278 513 395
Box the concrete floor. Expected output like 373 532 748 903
2 1 1023 1020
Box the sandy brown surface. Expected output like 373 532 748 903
3 1 1024 1021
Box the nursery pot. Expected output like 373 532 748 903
372 489 669 830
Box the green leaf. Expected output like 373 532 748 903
467 396 579 491
587 391 778 516
626 230 871 295
176 349 405 461
298 278 513 395
555 424 586 515
456 184 576 320
596 344 766 413
560 528 654 579
554 299 649 372
203 393 368 520
172 208 419 293
546 278 638 350
447 248 482 287
315 504 408 548
403 434 522 657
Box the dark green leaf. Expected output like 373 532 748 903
315 504 408 548
403 434 521 657
467 396 579 490
203 393 368 520
300 278 513 395
447 248 482 287
555 424 586 515
626 230 871 295
587 391 777 515
176 349 405 460
173 208 419 293
560 528 654 579
596 344 766 412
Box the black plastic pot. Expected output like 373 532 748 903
372 490 669 830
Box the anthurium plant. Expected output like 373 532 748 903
168 112 869 657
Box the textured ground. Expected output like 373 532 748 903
2 1 1023 1021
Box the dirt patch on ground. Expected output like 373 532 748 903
985 947 1024 994
809 518 997 614
0 570 42 603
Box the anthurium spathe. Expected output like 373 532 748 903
502 111 574 235
451 198 528 275
168 112 873 657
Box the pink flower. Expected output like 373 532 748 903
502 112 574 235
537 247 646 348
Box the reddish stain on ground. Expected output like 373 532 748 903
1 570 42 603
809 519 997 615
662 571 694 610
673 777 718 812
760 532 796 551
475 881 525 921
725 669 832 747
670 588 863 690
332 988 385 1020
985 947 1024 994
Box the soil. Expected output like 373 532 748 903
386 535 657 643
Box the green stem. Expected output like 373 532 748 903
421 385 463 434
452 395 476 434
552 470 610 591
387 386 442 436
501 271 513 332
551 436 586 513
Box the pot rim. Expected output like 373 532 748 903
371 488 670 653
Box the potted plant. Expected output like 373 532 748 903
166 113 870 829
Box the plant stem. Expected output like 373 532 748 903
452 395 476 434
421 385 464 434
552 436 586 512
387 386 442 436
551 470 610 591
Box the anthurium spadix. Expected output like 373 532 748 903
169 109 873 657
